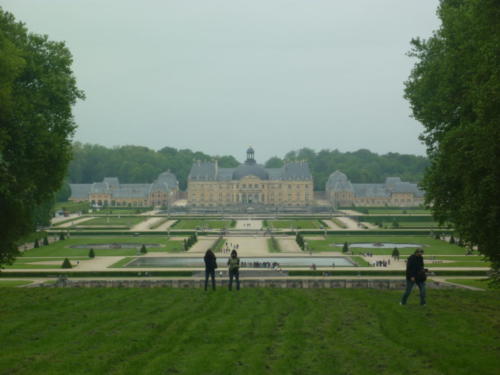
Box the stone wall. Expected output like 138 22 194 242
40 278 461 289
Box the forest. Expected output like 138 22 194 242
67 143 428 191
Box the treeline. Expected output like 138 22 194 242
68 143 239 190
66 144 428 191
267 148 429 190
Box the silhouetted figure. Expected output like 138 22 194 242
227 249 240 291
401 248 427 305
204 249 217 291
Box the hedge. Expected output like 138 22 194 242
0 271 194 278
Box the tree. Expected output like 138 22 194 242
43 237 49 246
59 233 66 241
61 258 72 269
140 244 147 254
0 9 84 267
449 235 455 245
264 157 284 168
33 239 39 248
405 0 500 279
88 248 95 258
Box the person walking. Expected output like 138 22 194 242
400 248 427 305
227 249 240 291
204 249 217 291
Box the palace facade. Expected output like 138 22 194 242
187 148 314 208
325 170 424 207
69 171 179 207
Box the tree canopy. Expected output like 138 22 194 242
404 0 500 275
68 144 428 191
0 9 84 266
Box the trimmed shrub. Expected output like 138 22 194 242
43 237 49 246
295 233 305 250
342 242 349 253
392 247 400 258
140 244 147 254
59 232 65 241
449 235 455 244
34 239 40 248
61 258 72 269
88 248 95 258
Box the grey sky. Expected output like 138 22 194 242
3 0 440 162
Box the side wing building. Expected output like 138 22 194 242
325 170 425 207
69 171 179 208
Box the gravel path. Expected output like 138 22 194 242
276 238 302 253
235 219 262 229
56 217 95 228
152 220 177 231
322 220 343 230
130 217 163 231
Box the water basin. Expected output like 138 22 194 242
332 243 422 249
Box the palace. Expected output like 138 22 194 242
69 171 179 207
325 170 424 207
187 147 314 208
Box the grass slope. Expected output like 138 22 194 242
0 289 498 375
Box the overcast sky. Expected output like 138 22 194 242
3 0 440 162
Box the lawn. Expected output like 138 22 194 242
4 257 87 269
265 220 323 229
0 289 498 374
426 261 491 268
349 256 370 267
446 279 494 290
108 257 135 268
309 235 464 255
0 280 33 287
81 216 147 227
396 221 438 227
367 208 431 214
18 237 184 257
172 220 234 229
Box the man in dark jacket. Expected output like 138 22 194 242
204 249 217 291
400 248 427 305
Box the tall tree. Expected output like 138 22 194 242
0 9 84 266
404 0 500 277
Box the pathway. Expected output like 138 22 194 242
130 217 163 231
276 237 302 253
188 238 218 253
322 220 343 230
336 216 362 229
51 213 80 225
55 217 95 228
151 220 177 231
219 237 269 256
235 219 262 230
140 210 160 216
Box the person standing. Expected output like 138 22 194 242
227 249 240 291
400 248 427 305
204 249 217 291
